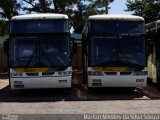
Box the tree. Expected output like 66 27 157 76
72 0 114 32
22 0 54 13
22 0 114 33
0 0 21 20
22 0 79 31
0 0 19 36
0 20 9 36
126 0 160 23
0 0 114 33
22 0 77 14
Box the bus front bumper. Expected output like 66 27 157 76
10 76 72 89
88 75 147 87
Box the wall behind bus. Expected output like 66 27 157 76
0 47 8 72
72 41 83 85
0 35 8 75
71 34 83 84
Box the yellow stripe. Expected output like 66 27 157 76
92 67 127 72
12 68 49 73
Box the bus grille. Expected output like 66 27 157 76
104 72 117 75
120 72 132 75
26 73 39 76
42 72 55 76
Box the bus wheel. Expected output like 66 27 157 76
157 70 160 91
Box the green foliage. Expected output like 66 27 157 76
23 0 114 32
0 20 9 36
72 0 114 32
22 0 77 14
0 0 114 33
126 0 160 23
22 0 54 13
0 0 21 20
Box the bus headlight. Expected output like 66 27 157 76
58 71 72 76
88 71 104 76
132 71 147 76
10 73 23 77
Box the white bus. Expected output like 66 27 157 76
146 20 160 90
5 14 72 89
82 14 147 89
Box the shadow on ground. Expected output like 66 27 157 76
1 82 160 102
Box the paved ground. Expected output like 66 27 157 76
0 79 160 102
0 79 160 118
0 100 160 114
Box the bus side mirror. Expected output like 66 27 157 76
3 39 9 55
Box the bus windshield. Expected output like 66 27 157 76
90 21 144 33
10 36 70 67
89 35 146 67
10 19 69 33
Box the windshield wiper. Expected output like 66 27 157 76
40 49 55 67
119 52 143 67
25 47 37 67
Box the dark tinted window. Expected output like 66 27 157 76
10 36 70 67
11 19 69 33
90 21 144 33
88 35 146 67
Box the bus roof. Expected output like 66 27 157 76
11 13 69 20
88 14 144 21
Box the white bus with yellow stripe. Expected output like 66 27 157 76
82 14 147 88
7 14 72 89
